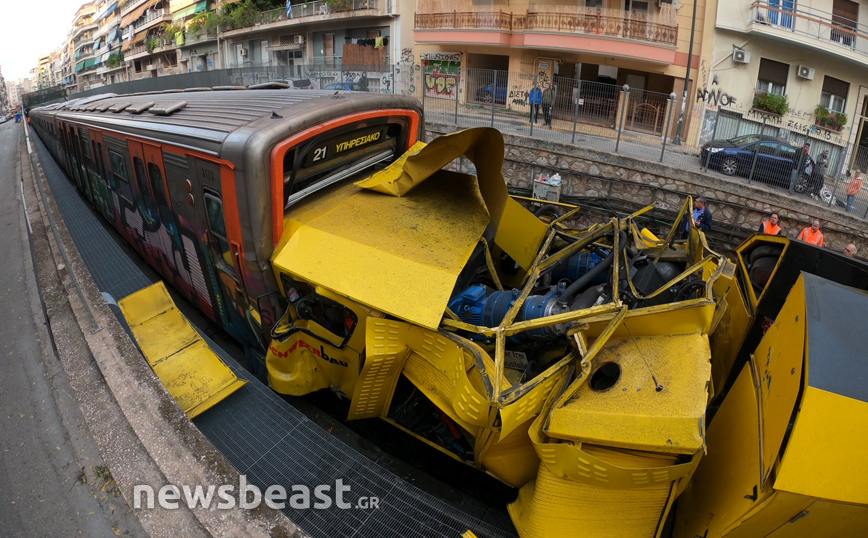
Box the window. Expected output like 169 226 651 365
778 144 797 161
756 58 789 96
109 149 133 200
147 162 173 229
756 142 778 155
133 156 158 223
586 0 603 7
820 75 849 113
203 192 234 273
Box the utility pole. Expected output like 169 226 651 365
673 0 699 146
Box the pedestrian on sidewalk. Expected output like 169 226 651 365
797 219 824 246
758 212 783 236
529 82 542 125
846 169 863 213
810 149 829 199
542 83 554 128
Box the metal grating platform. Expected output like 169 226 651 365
32 133 517 538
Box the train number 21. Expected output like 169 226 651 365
312 146 327 162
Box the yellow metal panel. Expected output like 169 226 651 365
753 280 806 485
709 279 752 397
775 386 868 505
402 351 478 433
499 356 571 439
673 364 770 538
582 301 717 339
494 197 549 271
719 491 813 538
273 171 490 330
480 417 540 488
546 334 711 454
765 499 868 537
509 463 675 538
119 282 246 418
347 319 411 420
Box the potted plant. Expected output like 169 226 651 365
753 92 789 115
814 104 830 126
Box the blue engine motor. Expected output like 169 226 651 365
448 284 569 342
550 251 608 286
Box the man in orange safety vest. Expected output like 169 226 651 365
758 212 783 236
797 219 824 246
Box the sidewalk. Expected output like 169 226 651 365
0 121 146 537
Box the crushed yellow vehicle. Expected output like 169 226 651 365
265 127 743 536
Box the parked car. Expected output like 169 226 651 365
700 134 803 189
274 78 313 89
324 82 364 91
475 82 508 105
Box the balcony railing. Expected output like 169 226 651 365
134 9 168 29
415 7 678 47
750 1 868 58
222 0 378 32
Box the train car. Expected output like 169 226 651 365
31 89 423 371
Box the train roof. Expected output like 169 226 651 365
33 89 422 155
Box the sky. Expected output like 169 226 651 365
0 0 87 81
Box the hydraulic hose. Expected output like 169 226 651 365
558 230 625 304
534 204 561 218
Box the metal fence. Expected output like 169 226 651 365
34 64 868 219
424 67 868 219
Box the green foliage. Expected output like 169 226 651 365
814 104 848 131
327 0 354 11
161 23 183 43
223 0 259 30
106 52 124 69
146 37 161 53
752 92 789 116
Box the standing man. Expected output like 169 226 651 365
797 219 824 246
758 212 783 235
811 149 829 199
794 141 814 192
846 168 863 213
529 82 542 125
844 244 858 257
681 196 713 238
541 83 554 128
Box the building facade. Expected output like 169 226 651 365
707 0 868 176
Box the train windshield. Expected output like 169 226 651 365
281 118 409 209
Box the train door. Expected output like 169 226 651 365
87 130 115 221
66 124 88 195
199 182 252 346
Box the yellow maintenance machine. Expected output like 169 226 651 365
265 127 742 536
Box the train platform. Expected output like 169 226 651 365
14 117 517 537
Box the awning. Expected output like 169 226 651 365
75 61 86 72
100 51 112 63
120 0 158 27
96 2 118 23
172 1 207 21
108 25 119 43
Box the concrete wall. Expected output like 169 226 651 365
428 122 868 254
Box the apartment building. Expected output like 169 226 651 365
411 0 717 145
72 2 98 92
708 0 868 175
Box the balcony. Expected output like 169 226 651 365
415 5 678 63
134 9 171 31
220 0 382 35
748 1 868 66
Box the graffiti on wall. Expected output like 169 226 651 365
398 48 416 95
422 52 460 98
696 77 737 108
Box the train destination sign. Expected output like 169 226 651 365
304 126 388 167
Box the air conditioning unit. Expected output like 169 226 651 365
797 65 815 80
240 48 248 57
733 49 751 64
294 35 305 45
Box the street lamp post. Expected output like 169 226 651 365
673 0 699 146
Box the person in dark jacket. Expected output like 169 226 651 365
541 83 554 127
529 82 542 124
680 196 712 238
